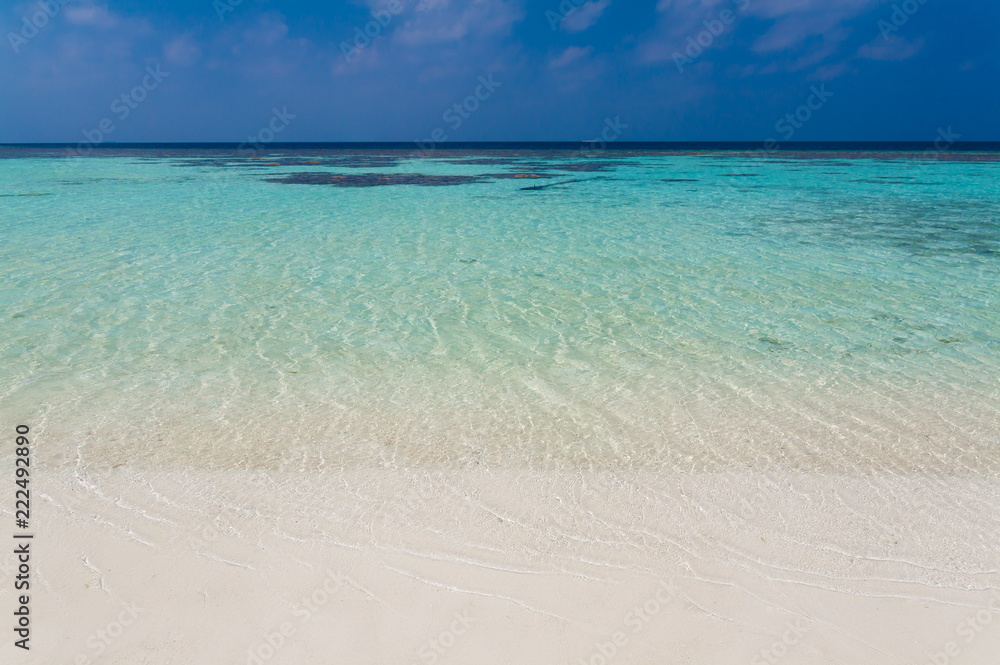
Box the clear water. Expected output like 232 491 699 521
1 149 998 472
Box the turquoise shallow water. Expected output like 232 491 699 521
1 149 998 472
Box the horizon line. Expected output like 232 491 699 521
3 140 1000 151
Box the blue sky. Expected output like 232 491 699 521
1 0 997 143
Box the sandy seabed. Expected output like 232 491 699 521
4 467 999 665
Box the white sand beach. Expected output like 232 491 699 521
5 467 999 664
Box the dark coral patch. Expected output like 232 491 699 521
542 161 625 172
265 172 488 187
174 155 406 170
484 172 556 180
849 179 940 185
445 158 531 166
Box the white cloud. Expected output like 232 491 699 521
392 0 524 46
747 0 877 52
747 0 873 19
637 0 882 73
807 62 851 80
164 33 201 66
63 3 120 28
549 45 593 69
241 14 290 48
561 0 611 33
636 0 734 64
857 35 924 62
